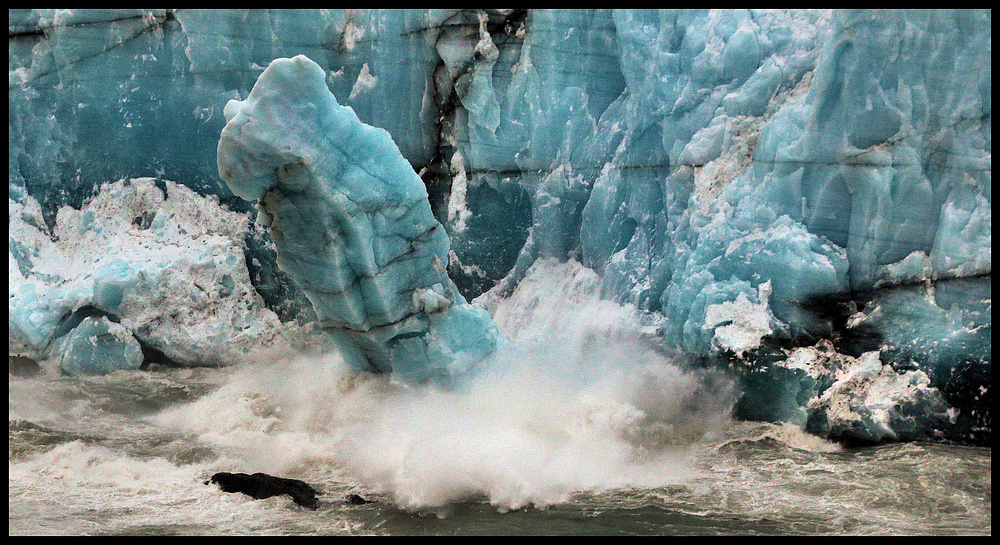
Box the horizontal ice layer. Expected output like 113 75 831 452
9 178 283 369
217 55 503 383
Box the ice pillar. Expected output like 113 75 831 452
218 55 503 383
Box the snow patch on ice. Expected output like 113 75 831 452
703 282 774 356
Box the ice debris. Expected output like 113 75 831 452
9 178 283 374
49 315 143 376
783 344 957 444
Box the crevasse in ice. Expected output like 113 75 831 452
8 9 990 444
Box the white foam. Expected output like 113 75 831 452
7 440 304 535
153 259 738 511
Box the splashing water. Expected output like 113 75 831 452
9 260 991 535
148 259 737 510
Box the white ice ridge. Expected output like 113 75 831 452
218 55 505 384
9 178 283 374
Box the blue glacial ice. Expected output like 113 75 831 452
48 315 143 376
217 55 504 383
8 9 991 445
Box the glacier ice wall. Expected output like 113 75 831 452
8 9 990 444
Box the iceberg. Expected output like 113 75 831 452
48 315 143 376
8 9 990 445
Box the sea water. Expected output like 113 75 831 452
8 261 990 536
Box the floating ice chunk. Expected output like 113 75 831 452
218 55 504 383
50 315 143 376
9 283 90 355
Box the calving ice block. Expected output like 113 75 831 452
218 55 505 384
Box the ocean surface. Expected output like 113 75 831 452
8 263 991 536
9 352 991 536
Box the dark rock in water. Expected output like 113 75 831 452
208 472 320 510
345 493 374 505
9 355 42 377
